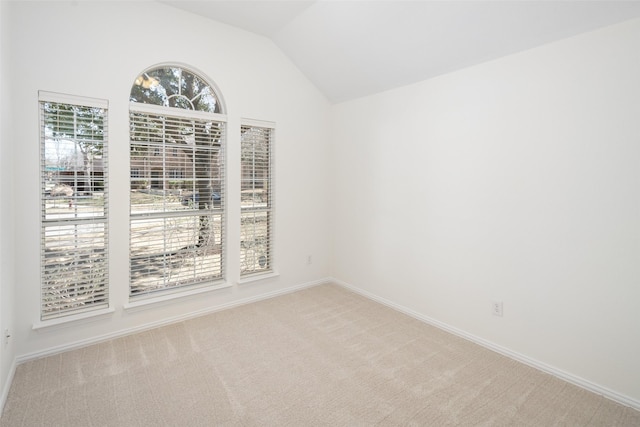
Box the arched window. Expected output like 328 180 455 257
129 65 227 298
130 66 223 113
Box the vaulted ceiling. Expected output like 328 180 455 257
161 1 640 104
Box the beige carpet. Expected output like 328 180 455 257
2 284 639 426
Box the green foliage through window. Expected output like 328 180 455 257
130 67 220 113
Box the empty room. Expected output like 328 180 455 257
1 0 639 425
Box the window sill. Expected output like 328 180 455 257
33 307 115 331
124 282 232 311
237 270 280 285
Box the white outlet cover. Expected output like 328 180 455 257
492 301 503 317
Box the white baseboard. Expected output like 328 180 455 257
16 277 332 364
0 357 16 417
330 277 640 412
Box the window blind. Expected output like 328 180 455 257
39 92 109 320
240 121 274 277
129 106 226 297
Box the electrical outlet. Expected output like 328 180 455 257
306 255 312 265
492 301 503 317
4 329 10 345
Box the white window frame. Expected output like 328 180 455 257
239 119 275 280
38 91 111 323
128 66 228 301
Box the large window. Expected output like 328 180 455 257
240 121 274 277
39 91 109 320
129 66 226 298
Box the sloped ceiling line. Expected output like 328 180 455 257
160 1 640 104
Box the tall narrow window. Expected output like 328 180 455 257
129 65 226 298
240 120 274 277
40 91 109 320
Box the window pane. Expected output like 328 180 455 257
129 107 225 297
130 67 221 113
240 123 273 277
129 114 223 215
40 96 109 320
42 223 108 319
240 211 271 275
130 213 223 296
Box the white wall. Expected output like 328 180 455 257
0 0 17 406
6 1 331 358
331 18 640 403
